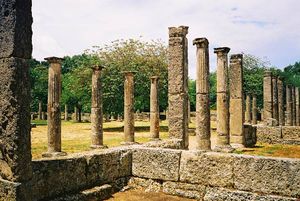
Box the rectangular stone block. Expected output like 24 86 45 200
244 124 257 147
0 58 32 182
256 126 282 144
31 157 87 200
179 151 234 187
282 126 300 140
132 148 181 181
0 0 32 58
233 155 300 198
204 187 297 201
163 181 206 200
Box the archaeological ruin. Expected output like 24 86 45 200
0 1 299 201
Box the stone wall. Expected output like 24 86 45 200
257 126 300 144
131 147 300 200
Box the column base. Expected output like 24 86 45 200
213 145 235 153
120 141 139 146
149 138 161 141
42 151 67 158
90 144 108 149
230 143 245 149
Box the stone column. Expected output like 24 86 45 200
229 54 245 148
292 86 297 126
272 75 279 125
252 94 258 125
168 26 189 149
245 94 252 124
150 76 160 140
277 77 285 126
91 66 107 148
0 0 33 199
193 38 211 150
263 71 273 123
296 87 300 126
286 85 293 126
214 47 233 152
38 100 43 120
122 71 136 144
74 106 79 122
64 104 68 121
43 57 66 157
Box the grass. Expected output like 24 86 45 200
31 120 300 159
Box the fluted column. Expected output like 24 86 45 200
245 94 252 124
150 76 160 139
214 47 234 152
286 85 293 126
43 57 66 157
292 86 297 126
193 38 211 150
122 71 136 144
277 77 285 126
38 100 43 120
91 65 107 149
296 87 300 126
263 71 273 123
272 75 279 125
252 94 257 125
64 104 68 121
229 54 245 148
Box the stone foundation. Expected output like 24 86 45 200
257 126 300 144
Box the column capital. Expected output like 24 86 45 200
151 76 159 80
230 54 243 60
123 71 137 76
45 57 64 64
214 47 230 55
91 65 105 71
193 38 209 48
168 26 189 37
264 70 272 77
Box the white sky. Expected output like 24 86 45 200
32 0 300 79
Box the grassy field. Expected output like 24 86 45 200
31 120 300 159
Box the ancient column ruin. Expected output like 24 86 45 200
263 71 273 122
214 47 233 152
272 75 279 125
229 54 245 148
193 38 211 150
292 86 296 126
91 65 106 149
245 94 252 124
123 71 136 144
0 0 33 198
150 76 160 140
252 94 258 125
64 104 68 121
168 26 189 149
286 85 293 126
43 57 66 157
38 100 43 120
277 77 285 126
296 87 300 126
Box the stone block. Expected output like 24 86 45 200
230 98 244 137
0 58 31 182
31 156 87 200
132 148 181 181
0 179 31 201
256 126 282 144
128 177 162 192
163 181 206 200
0 0 32 59
233 154 300 198
282 126 300 140
204 187 297 201
244 124 257 147
179 151 234 187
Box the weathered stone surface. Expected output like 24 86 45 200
252 94 258 124
132 148 181 181
0 0 33 59
179 151 234 187
143 139 183 149
31 156 87 200
286 85 293 126
128 177 162 192
244 124 257 147
233 154 300 198
245 94 252 123
263 71 273 121
168 26 189 149
204 187 297 201
278 77 285 126
150 76 160 139
272 76 279 124
0 179 31 201
0 58 32 182
163 181 206 200
282 126 300 140
256 126 282 144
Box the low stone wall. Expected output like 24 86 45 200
31 148 132 200
131 147 300 200
257 126 300 144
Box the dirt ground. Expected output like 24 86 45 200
31 120 300 159
104 189 196 201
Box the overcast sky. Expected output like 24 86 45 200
32 0 300 79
